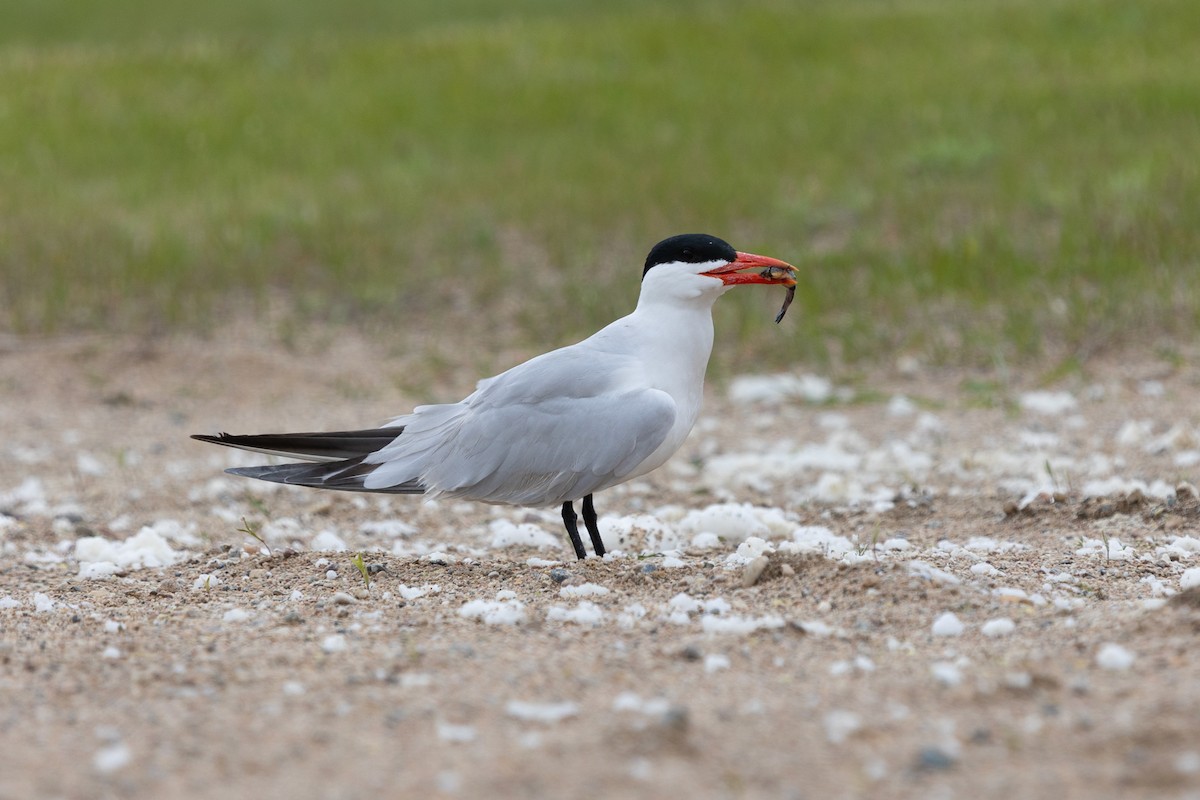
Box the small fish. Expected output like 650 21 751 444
759 266 796 324
774 285 795 324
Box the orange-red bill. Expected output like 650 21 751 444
701 251 797 286
699 251 797 323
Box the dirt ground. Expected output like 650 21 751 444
2 326 1199 800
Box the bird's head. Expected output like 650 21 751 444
640 233 796 303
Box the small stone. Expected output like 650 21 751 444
640 563 658 574
1096 642 1135 670
741 555 770 588
779 563 795 578
330 592 357 605
916 747 956 770
969 728 992 744
680 644 703 661
931 612 964 637
249 569 268 579
549 568 571 584
487 571 500 579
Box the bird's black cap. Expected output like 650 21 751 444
643 234 736 278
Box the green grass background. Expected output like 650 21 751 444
2 0 1198 366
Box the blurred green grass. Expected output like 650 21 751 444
2 0 1198 366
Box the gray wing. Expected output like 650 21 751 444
362 348 676 506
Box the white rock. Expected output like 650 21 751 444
617 604 647 629
795 620 835 637
360 519 416 538
908 560 961 585
436 722 478 743
823 710 861 744
700 614 784 634
310 530 348 552
667 593 701 614
321 634 348 654
981 618 1015 637
559 582 610 598
1075 535 1136 561
612 692 671 715
887 395 916 416
192 574 221 590
488 519 558 549
678 503 772 545
505 700 579 723
1096 643 1135 670
74 527 185 578
598 513 681 552
703 598 732 615
1018 391 1077 415
1139 380 1165 397
931 661 963 687
729 373 833 405
1175 751 1200 775
397 583 439 600
704 654 731 673
1180 568 1200 591
932 612 965 637
222 608 251 623
546 601 605 626
459 598 526 626
93 742 131 773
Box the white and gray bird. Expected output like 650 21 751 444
193 234 797 559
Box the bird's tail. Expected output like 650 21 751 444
225 460 425 494
192 427 425 495
191 429 404 463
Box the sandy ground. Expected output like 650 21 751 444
2 327 1200 800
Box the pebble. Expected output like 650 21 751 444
1096 642 1135 670
1180 568 1200 591
981 618 1015 637
331 592 357 605
321 634 348 654
549 568 571 584
741 555 769 588
932 612 964 636
917 747 956 770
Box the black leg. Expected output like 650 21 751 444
561 501 587 560
582 494 605 557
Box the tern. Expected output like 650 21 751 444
193 233 797 560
